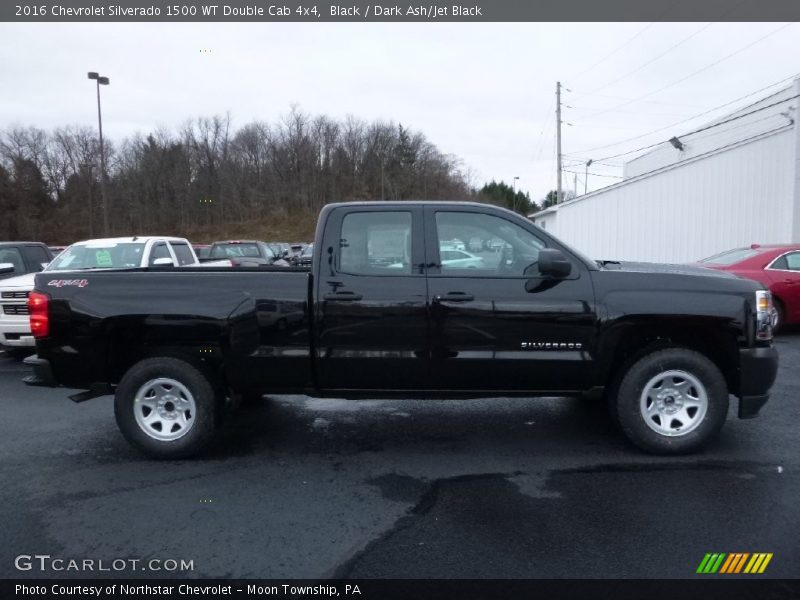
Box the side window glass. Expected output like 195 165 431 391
26 246 50 271
786 253 800 271
170 242 195 266
434 212 545 277
149 243 171 266
339 212 413 275
0 248 25 274
771 256 788 270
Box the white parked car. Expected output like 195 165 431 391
0 272 36 350
0 236 230 351
47 236 232 271
440 249 484 269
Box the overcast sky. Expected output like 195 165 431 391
1 22 798 199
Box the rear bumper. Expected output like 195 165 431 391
22 354 56 386
738 346 779 419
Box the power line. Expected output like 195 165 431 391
585 22 716 95
595 93 800 162
566 91 706 108
568 72 800 156
578 23 795 121
563 170 623 179
566 23 657 83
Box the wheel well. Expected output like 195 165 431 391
773 295 785 315
109 345 227 396
602 321 739 397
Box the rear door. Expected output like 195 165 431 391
315 206 429 391
424 206 597 393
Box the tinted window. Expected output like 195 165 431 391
149 242 172 266
170 242 195 266
339 212 412 275
25 246 50 271
48 243 146 270
0 247 25 275
434 212 545 277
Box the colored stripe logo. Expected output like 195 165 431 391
697 553 773 574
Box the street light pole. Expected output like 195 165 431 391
80 163 94 237
584 159 593 196
88 72 110 236
512 175 519 212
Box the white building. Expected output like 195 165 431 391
530 78 800 263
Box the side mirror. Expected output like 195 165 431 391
152 257 175 267
0 262 15 274
41 262 49 270
537 248 572 278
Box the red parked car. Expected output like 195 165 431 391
699 243 800 330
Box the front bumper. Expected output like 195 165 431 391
0 315 34 347
738 345 779 419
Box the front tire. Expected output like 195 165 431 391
615 348 728 454
773 300 785 334
114 357 218 459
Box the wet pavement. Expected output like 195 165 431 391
1 334 798 579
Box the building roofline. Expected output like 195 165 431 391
542 123 794 212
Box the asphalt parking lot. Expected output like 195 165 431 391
1 336 798 580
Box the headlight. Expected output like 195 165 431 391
755 290 774 341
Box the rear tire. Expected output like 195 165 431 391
114 357 218 459
614 348 728 454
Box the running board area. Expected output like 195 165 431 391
69 384 114 403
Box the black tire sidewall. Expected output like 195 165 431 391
114 357 217 459
616 348 729 454
774 301 785 334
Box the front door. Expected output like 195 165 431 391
315 206 429 392
424 207 597 394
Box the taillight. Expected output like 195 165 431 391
28 291 49 338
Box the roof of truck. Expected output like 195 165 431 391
70 236 189 245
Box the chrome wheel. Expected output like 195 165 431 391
639 370 708 437
133 378 196 441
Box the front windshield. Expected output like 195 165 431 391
47 243 146 271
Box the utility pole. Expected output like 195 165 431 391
556 81 563 204
584 159 592 195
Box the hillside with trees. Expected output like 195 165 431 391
0 108 515 243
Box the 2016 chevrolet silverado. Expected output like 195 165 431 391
24 202 778 458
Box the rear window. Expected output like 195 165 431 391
699 248 759 266
210 243 262 259
48 243 146 270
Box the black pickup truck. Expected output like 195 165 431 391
25 202 778 458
